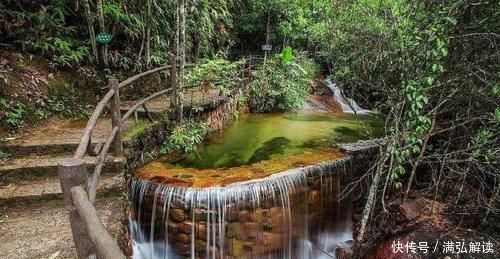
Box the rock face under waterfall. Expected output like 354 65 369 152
127 158 354 258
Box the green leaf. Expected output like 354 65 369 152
281 46 293 64
426 77 434 85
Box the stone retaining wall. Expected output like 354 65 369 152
123 94 240 174
127 159 353 258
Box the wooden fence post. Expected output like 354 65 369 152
109 78 123 156
58 158 96 258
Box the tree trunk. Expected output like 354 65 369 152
170 0 180 116
177 0 187 123
483 175 500 223
357 146 389 243
263 9 271 65
403 113 437 201
145 0 152 67
82 0 98 63
96 0 108 66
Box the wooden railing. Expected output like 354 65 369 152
57 59 257 258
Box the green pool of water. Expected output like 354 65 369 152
176 112 383 169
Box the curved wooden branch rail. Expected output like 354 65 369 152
58 59 257 258
59 63 185 258
71 186 126 259
74 89 115 159
121 88 172 123
88 126 119 204
118 63 194 89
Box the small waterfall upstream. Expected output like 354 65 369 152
128 158 354 258
326 81 371 115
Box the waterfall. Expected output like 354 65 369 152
326 81 371 115
128 157 354 258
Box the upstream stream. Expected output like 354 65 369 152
130 107 382 258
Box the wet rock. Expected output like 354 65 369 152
244 222 259 238
200 247 220 258
179 221 193 234
260 198 273 209
227 238 252 257
174 242 190 255
170 208 186 222
175 233 190 244
195 239 207 251
238 210 250 222
264 207 284 232
167 222 179 234
249 208 265 222
196 223 208 240
263 232 284 249
227 207 238 222
226 222 245 239
308 190 321 205
338 138 385 154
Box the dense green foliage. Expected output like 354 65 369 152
184 58 245 95
160 120 210 154
321 0 499 233
232 0 331 53
247 51 318 112
0 0 235 68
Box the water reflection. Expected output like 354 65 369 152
177 112 381 169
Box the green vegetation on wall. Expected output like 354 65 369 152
160 120 210 154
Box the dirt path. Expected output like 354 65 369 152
0 197 126 259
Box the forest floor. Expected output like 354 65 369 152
355 191 500 259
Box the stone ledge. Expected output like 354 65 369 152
337 138 386 154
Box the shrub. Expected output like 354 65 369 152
0 98 27 130
247 49 318 113
160 121 210 154
0 149 9 161
184 58 245 96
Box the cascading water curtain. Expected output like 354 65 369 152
128 158 353 259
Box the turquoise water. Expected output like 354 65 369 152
176 112 383 169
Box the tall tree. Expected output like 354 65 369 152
96 0 108 66
170 0 180 112
82 0 98 63
145 0 152 67
177 0 187 123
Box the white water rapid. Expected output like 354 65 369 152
326 81 371 115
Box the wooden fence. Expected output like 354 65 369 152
57 59 258 258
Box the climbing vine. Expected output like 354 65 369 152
390 5 454 187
